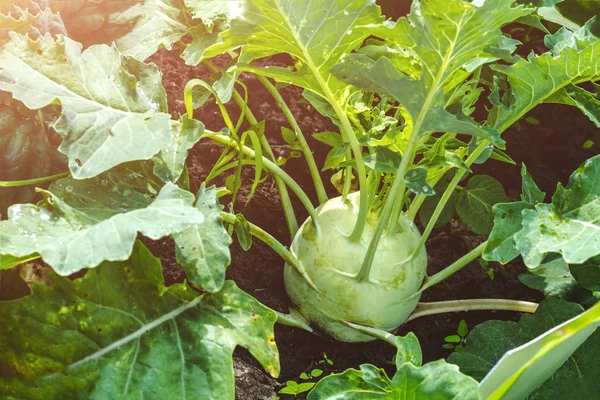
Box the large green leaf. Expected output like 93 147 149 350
0 241 280 399
489 21 600 131
50 0 238 65
306 361 478 400
202 0 383 105
0 34 172 178
331 0 528 144
516 155 600 267
97 0 236 64
449 299 600 399
173 186 231 293
0 166 206 275
456 175 507 235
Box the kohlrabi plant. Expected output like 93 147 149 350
188 0 599 342
0 0 599 399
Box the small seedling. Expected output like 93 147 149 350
278 354 332 397
480 259 495 280
443 320 469 352
278 381 316 397
318 353 334 366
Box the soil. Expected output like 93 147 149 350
141 19 599 398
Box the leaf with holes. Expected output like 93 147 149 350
0 165 205 275
153 116 204 184
515 155 600 267
173 186 232 293
0 34 172 178
0 241 279 400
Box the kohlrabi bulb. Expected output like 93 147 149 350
284 191 427 342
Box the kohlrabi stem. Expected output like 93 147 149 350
198 61 299 236
257 75 328 204
416 242 486 295
342 166 353 200
356 42 456 282
406 193 427 221
0 172 70 187
230 84 299 237
367 170 380 206
206 131 320 232
406 172 446 221
275 310 314 332
355 132 421 282
219 211 319 292
405 299 539 322
313 76 368 242
342 320 399 347
387 182 407 233
409 141 489 259
220 211 297 267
